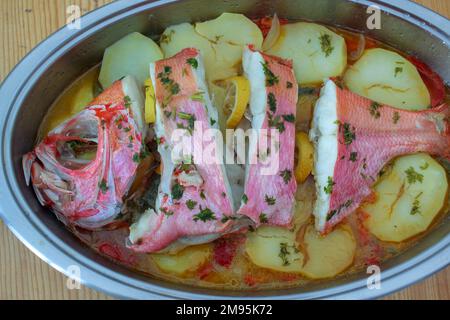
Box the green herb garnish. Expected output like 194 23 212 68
98 179 108 194
171 183 184 200
259 213 268 223
369 102 382 119
186 57 198 69
193 207 216 222
261 61 279 87
393 111 400 124
265 195 276 206
405 167 424 184
324 176 335 194
341 122 356 145
186 199 197 210
282 114 295 123
349 152 358 162
319 34 334 57
280 169 292 184
268 92 277 113
242 194 248 204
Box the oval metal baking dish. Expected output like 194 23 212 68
0 0 449 299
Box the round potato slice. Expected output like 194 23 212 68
362 153 448 242
343 48 430 110
99 32 163 88
152 244 212 276
195 13 263 50
267 22 347 85
300 225 356 279
245 226 304 273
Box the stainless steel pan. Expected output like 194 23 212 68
0 0 449 299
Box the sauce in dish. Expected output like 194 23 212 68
28 14 449 290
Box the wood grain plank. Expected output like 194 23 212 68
0 0 448 300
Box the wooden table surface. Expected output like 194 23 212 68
0 0 449 300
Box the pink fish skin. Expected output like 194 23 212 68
237 47 298 227
23 99 143 229
323 81 449 233
130 48 240 253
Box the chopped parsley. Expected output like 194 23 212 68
191 91 205 103
265 195 276 206
420 162 429 170
410 192 423 215
98 179 108 194
394 66 403 77
278 242 299 266
210 118 216 126
124 95 132 108
242 194 248 204
157 66 180 96
349 152 358 162
261 61 279 87
286 81 293 89
282 114 295 123
193 207 216 222
326 199 353 221
186 199 197 210
132 153 140 163
341 122 356 145
393 111 400 124
161 207 174 216
405 167 424 184
369 102 382 119
259 213 268 223
268 92 277 113
268 114 286 133
200 190 206 200
324 176 335 194
186 57 198 69
279 169 292 184
171 182 184 200
319 34 334 57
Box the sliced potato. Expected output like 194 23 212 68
160 13 262 83
343 48 430 110
267 22 347 85
99 32 163 88
363 153 448 242
152 244 212 276
245 226 304 273
195 13 263 50
300 225 356 279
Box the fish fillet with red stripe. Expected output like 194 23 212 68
129 48 244 253
23 76 146 229
310 79 450 233
237 47 298 226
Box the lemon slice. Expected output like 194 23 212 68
144 79 156 123
295 132 314 183
222 76 250 129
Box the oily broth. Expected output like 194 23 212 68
38 23 450 291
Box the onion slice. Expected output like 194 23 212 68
349 33 365 61
262 14 281 51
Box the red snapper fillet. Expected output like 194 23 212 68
310 79 450 233
23 76 146 229
236 47 298 227
129 48 244 253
